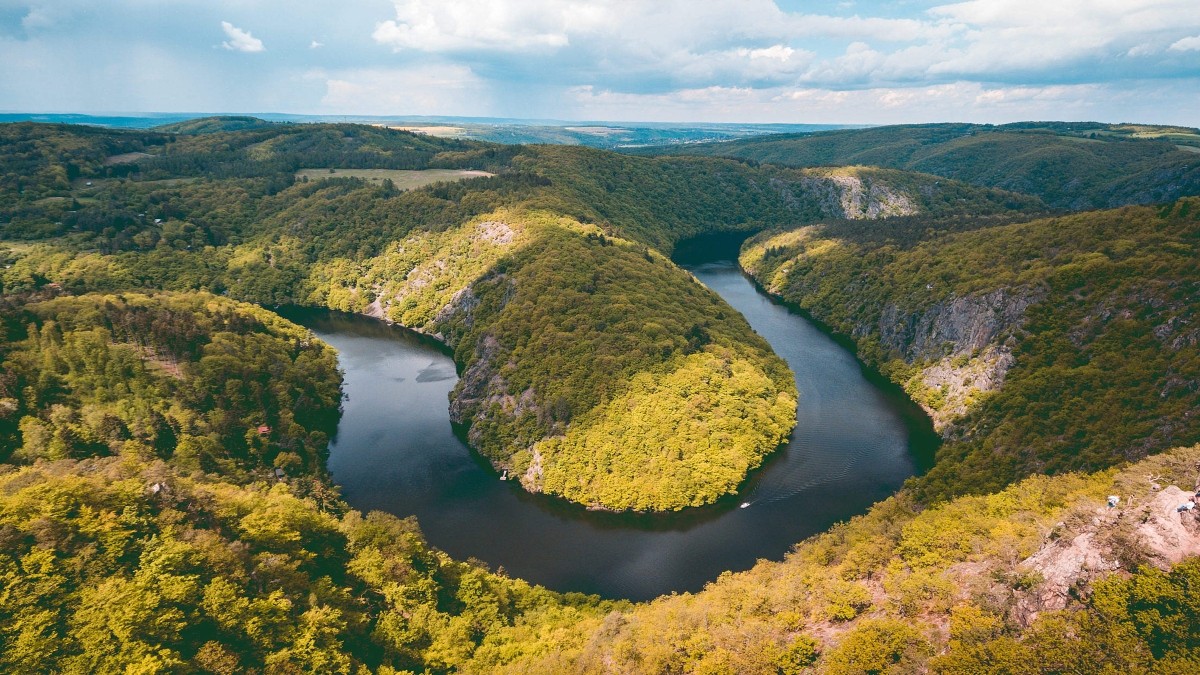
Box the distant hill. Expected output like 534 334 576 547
0 112 857 148
645 122 1200 210
151 115 278 134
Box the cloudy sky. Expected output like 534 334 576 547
2 0 1199 124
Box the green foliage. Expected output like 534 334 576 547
0 122 822 510
931 558 1200 673
0 457 610 673
150 115 278 135
440 220 795 510
654 122 1200 210
536 350 796 510
742 199 1200 501
820 618 933 674
778 635 820 673
519 145 1040 252
4 119 1200 671
0 292 340 478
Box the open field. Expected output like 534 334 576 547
294 168 494 190
104 151 156 165
373 124 469 138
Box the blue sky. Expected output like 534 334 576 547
1 0 1199 125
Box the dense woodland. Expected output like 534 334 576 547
0 120 1035 511
2 118 1200 672
651 122 1200 211
741 199 1200 501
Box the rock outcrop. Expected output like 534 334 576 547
803 171 919 220
870 287 1046 431
1014 483 1200 623
874 287 1043 362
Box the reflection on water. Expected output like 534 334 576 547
278 260 935 601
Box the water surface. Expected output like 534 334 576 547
283 260 934 601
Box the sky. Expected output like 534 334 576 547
1 0 1199 125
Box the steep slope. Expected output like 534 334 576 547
307 210 798 511
521 145 1041 252
5 288 1200 673
462 444 1200 674
4 119 1200 672
0 292 341 477
651 123 1200 210
151 115 278 135
1 122 1042 511
741 198 1200 501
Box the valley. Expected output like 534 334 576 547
1 117 1198 672
285 255 931 601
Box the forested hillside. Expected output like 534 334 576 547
463 444 1200 674
0 120 1036 511
741 198 1200 501
3 289 1197 673
518 145 1040 251
0 291 341 480
649 122 1200 211
4 118 1200 672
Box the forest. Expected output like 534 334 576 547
2 118 1200 672
740 199 1200 501
1 120 1038 511
650 122 1200 211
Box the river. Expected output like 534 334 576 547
282 259 935 601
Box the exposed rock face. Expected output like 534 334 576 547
447 332 545 470
868 286 1045 432
1018 527 1120 617
1131 485 1200 565
769 170 920 221
917 345 1014 430
800 172 919 220
474 220 515 245
364 296 385 320
874 287 1044 362
521 447 544 492
431 286 479 347
1014 484 1200 622
448 334 506 436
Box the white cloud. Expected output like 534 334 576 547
373 0 580 52
738 45 796 62
2 0 1198 124
926 0 1200 75
314 64 489 115
568 80 1123 124
366 0 1200 99
371 0 931 56
221 21 265 53
1170 35 1200 51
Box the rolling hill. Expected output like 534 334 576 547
3 118 1200 672
647 122 1200 211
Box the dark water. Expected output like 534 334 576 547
282 260 935 601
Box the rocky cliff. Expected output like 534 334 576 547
741 200 1200 501
870 286 1046 431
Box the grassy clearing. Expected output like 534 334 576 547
0 240 40 253
294 168 494 190
375 124 469 138
103 151 156 165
